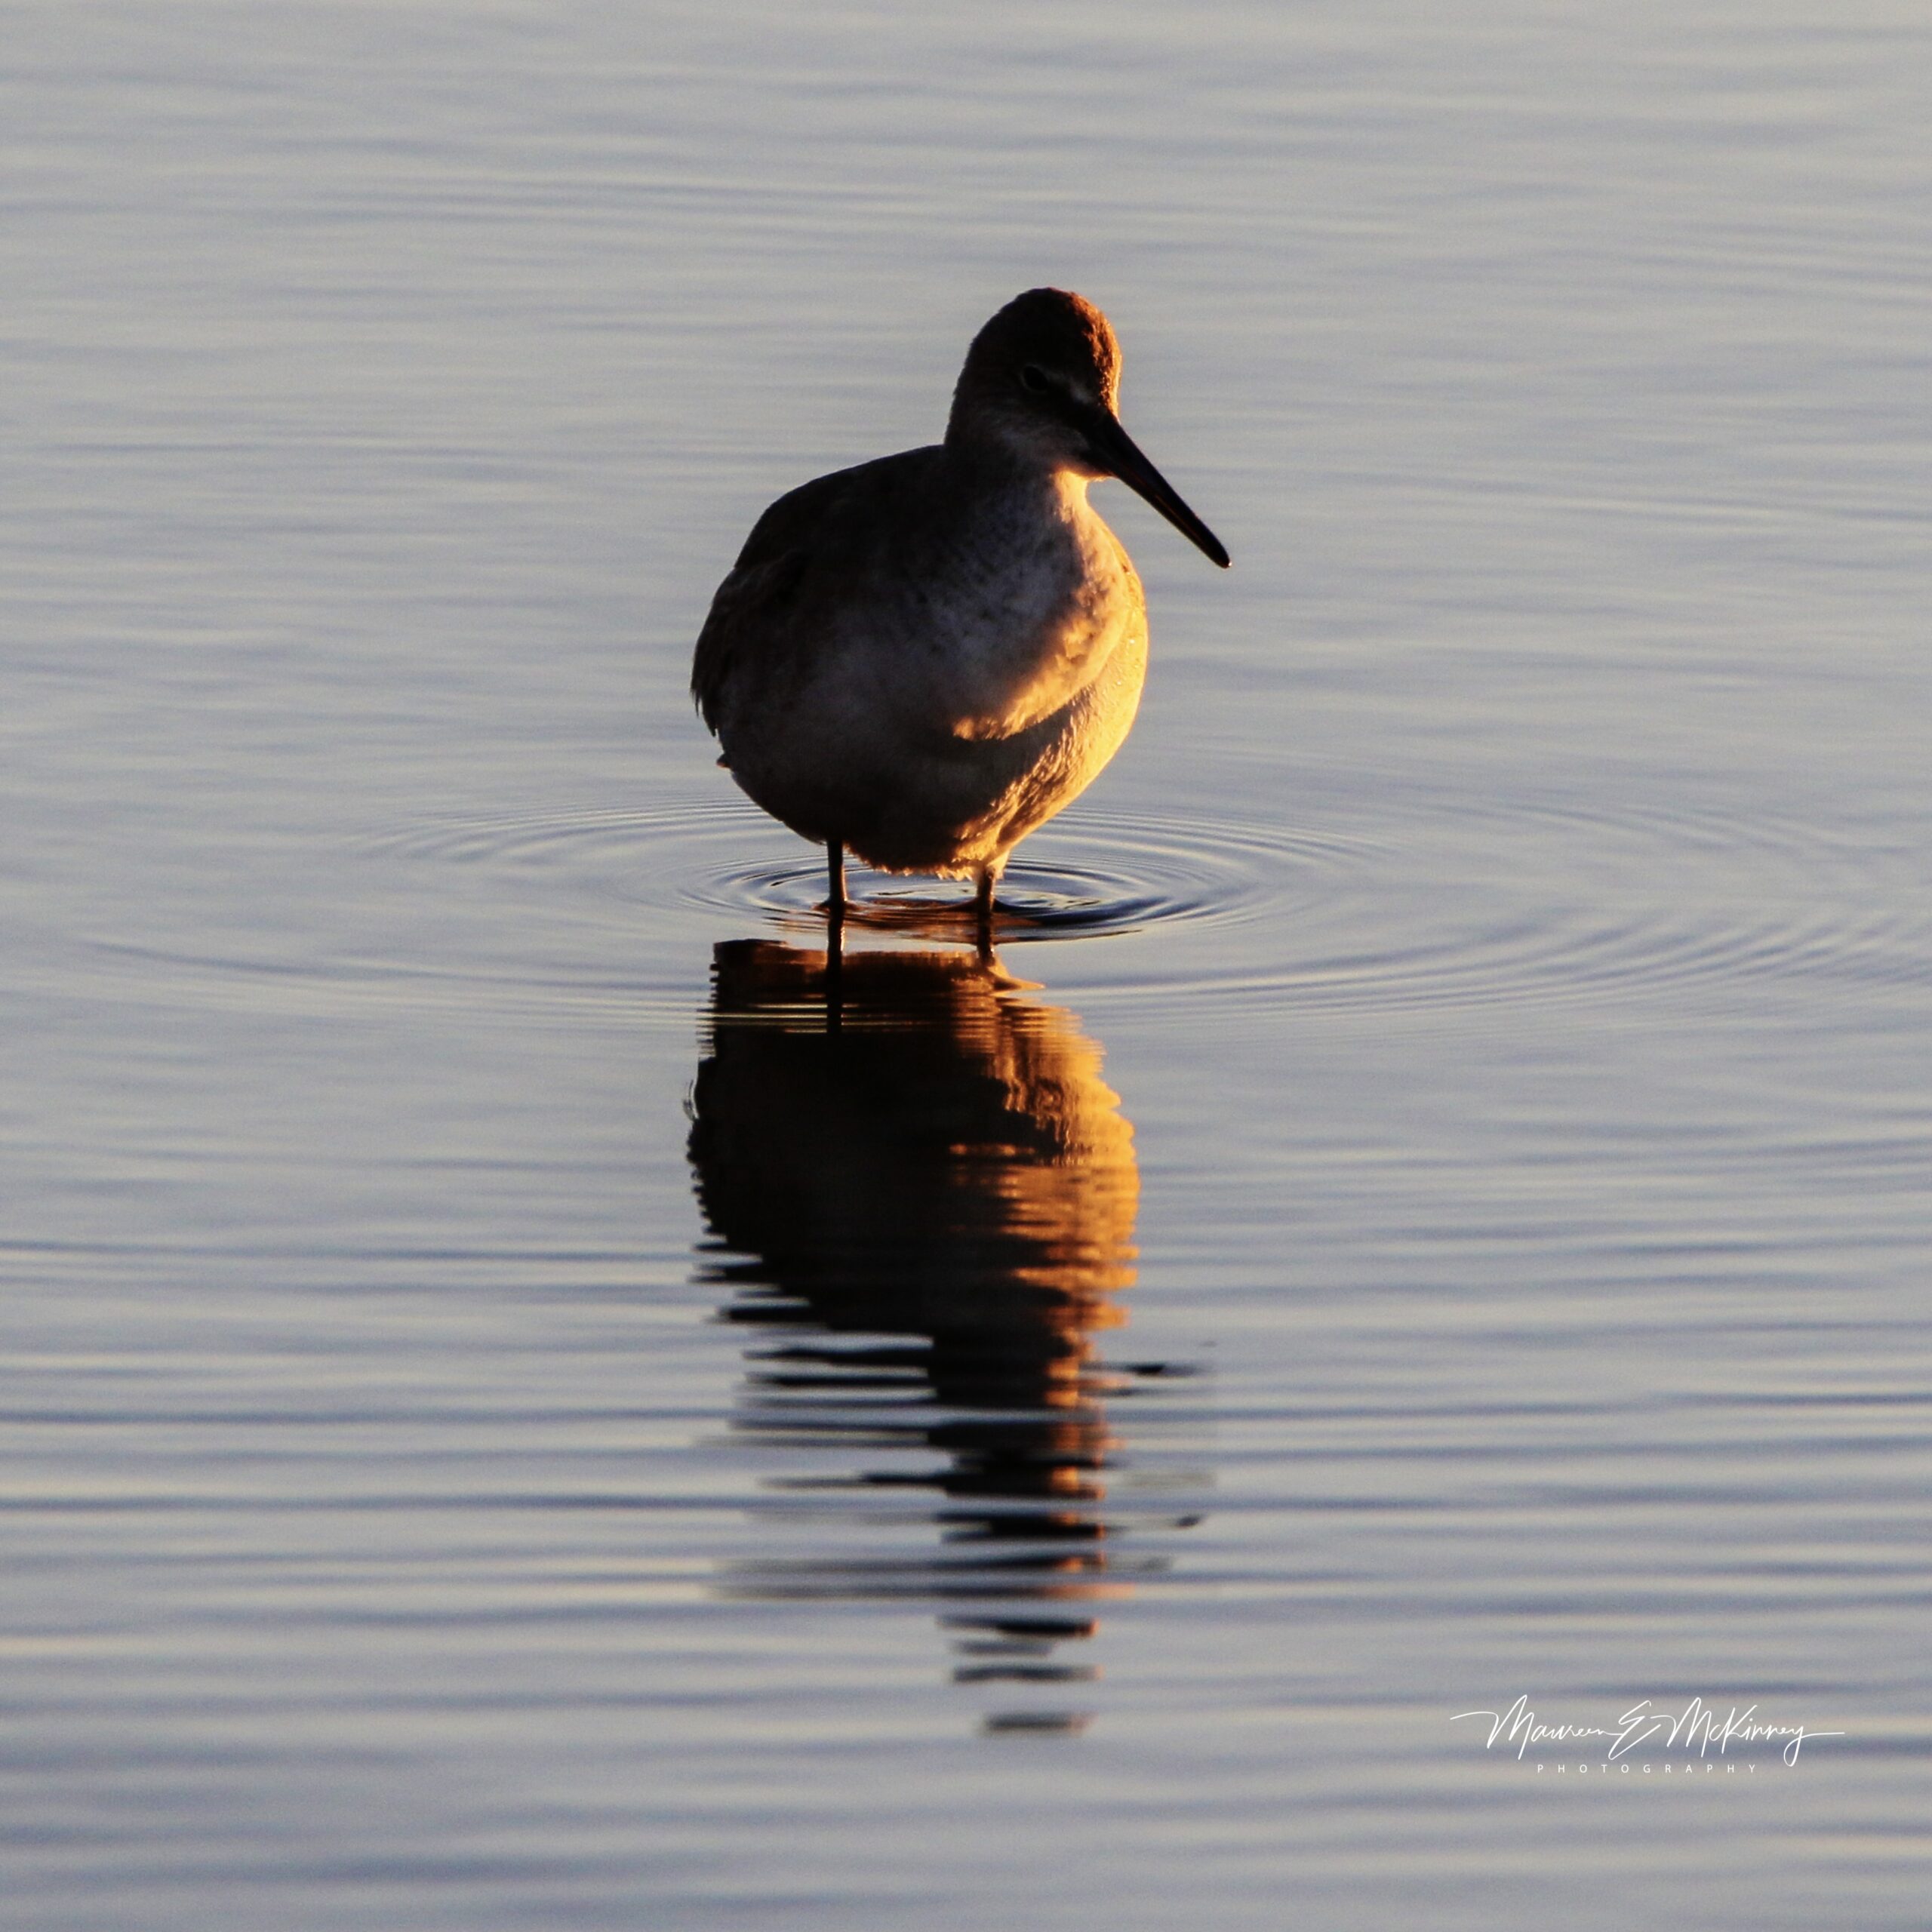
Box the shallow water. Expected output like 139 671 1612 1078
5 2 1930 1926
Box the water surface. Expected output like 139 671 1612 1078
4 3 1930 1926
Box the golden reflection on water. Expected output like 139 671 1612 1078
688 938 1187 1728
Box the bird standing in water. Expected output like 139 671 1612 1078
691 288 1229 935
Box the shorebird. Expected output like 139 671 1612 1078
691 288 1228 931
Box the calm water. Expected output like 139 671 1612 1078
5 2 1930 1925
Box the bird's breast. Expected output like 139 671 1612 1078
902 497 1143 743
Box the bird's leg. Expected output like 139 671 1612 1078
826 840 846 924
974 867 996 958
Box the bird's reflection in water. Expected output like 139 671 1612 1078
688 937 1196 1731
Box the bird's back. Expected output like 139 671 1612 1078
691 445 950 739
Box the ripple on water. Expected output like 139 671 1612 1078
371 798 1367 929
289 790 1932 1026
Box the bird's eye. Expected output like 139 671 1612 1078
1018 364 1050 395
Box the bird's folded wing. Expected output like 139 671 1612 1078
691 547 811 732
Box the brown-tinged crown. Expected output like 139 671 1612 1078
946 288 1122 446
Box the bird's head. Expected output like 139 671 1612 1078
947 287 1229 568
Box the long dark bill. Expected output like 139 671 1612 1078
1081 407 1230 568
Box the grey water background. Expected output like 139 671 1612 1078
5 2 1930 1925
